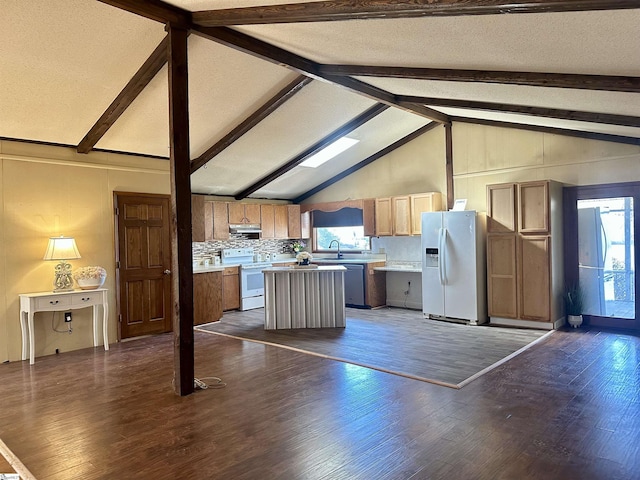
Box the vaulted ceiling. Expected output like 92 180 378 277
2 1 639 202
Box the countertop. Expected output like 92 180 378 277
373 262 422 273
263 265 347 273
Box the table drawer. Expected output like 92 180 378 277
35 296 72 310
71 292 100 306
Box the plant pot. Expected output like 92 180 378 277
567 314 583 328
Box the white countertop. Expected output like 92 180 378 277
263 265 347 273
193 265 227 273
374 262 422 273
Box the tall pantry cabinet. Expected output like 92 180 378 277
486 180 564 329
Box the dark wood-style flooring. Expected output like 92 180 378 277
0 317 639 479
197 307 549 387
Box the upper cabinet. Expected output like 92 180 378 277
487 183 517 233
518 181 550 234
391 196 411 236
287 205 302 239
274 205 289 238
228 203 261 224
487 181 549 234
375 192 443 236
211 201 229 240
192 195 207 242
191 196 229 241
410 193 443 235
374 198 393 236
260 204 275 239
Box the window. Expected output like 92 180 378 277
311 207 370 252
315 226 371 252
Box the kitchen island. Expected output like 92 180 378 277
263 265 347 330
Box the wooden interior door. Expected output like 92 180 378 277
115 192 172 339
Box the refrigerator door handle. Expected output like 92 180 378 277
438 227 446 285
441 228 447 285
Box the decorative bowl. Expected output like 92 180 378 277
76 277 106 290
73 266 107 290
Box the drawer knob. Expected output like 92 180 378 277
49 300 59 305
82 297 90 301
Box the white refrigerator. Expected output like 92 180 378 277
421 210 487 325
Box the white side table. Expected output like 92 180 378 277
19 288 109 365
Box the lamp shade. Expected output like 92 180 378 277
43 236 81 260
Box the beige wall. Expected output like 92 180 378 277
305 125 447 203
305 122 640 212
0 140 170 363
453 123 640 211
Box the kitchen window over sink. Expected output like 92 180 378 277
312 207 371 252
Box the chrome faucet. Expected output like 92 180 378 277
328 239 343 259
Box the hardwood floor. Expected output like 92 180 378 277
197 307 550 387
0 322 638 479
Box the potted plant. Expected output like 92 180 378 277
564 283 584 328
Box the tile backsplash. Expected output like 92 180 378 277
193 235 302 260
371 236 422 262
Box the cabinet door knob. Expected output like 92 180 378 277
164 269 171 275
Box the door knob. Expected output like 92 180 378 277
164 269 171 275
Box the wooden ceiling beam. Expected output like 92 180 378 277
325 75 450 123
293 122 439 203
235 103 390 200
190 75 313 173
452 116 640 146
77 36 169 154
320 65 640 93
193 26 450 124
398 95 640 127
98 0 191 27
192 0 640 26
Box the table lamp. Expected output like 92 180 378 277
43 236 81 292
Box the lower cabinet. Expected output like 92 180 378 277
365 262 387 308
193 271 223 325
222 266 240 311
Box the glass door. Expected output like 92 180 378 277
566 183 639 331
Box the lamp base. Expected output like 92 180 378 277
53 261 75 292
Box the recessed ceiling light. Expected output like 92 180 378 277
299 137 360 168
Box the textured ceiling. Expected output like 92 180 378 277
2 1 639 200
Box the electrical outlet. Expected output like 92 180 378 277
64 311 72 322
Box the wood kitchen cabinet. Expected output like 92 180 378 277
274 205 289 238
376 193 442 236
365 261 387 308
392 196 411 236
486 180 563 328
211 201 229 240
192 194 207 242
287 205 302 239
410 192 443 234
222 266 240 311
260 204 275 238
228 203 261 224
193 271 223 325
375 198 393 236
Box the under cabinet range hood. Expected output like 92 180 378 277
229 224 262 238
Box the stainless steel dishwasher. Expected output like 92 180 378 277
343 264 366 307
